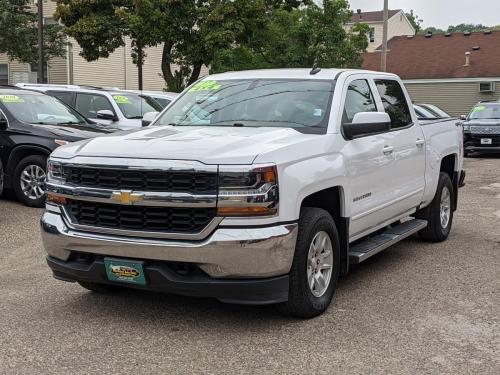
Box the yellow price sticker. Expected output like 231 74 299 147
0 95 24 103
473 105 486 112
189 80 221 92
113 95 132 104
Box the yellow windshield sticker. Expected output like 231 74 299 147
189 80 221 92
113 95 131 104
0 95 24 103
473 105 486 112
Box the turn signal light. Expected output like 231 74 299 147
46 193 67 205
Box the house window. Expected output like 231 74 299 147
369 28 375 43
30 63 48 83
0 64 8 85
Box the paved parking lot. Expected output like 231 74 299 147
0 157 499 374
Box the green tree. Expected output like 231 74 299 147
212 0 369 73
406 10 422 34
447 23 488 33
0 0 66 64
55 0 311 92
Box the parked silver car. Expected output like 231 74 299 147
16 84 163 130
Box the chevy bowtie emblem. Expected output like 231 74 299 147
111 190 144 205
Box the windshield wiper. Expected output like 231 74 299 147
56 121 85 125
128 116 144 119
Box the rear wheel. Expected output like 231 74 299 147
417 172 454 242
13 155 47 207
78 281 123 293
278 207 340 318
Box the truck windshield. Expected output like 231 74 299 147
0 93 87 125
469 104 500 120
156 79 334 132
112 94 162 119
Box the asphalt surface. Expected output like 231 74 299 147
1 157 499 374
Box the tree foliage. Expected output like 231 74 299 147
0 0 66 64
55 0 367 92
406 10 422 34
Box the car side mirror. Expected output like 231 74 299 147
0 117 8 131
460 115 467 121
343 112 391 140
96 110 117 121
142 111 159 127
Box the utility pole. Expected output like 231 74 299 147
37 0 44 83
381 0 389 72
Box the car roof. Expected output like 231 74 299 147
0 88 45 96
205 68 391 81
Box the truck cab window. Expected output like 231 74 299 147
76 94 114 119
375 80 412 129
343 79 377 123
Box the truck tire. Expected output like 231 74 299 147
13 155 47 207
278 207 340 318
78 281 122 293
417 172 454 242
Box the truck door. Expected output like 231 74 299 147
374 79 425 214
340 77 399 239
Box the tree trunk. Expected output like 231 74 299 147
161 41 179 92
187 63 202 86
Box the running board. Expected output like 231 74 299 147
349 219 428 264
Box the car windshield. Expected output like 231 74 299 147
414 105 438 119
112 94 162 119
156 79 335 132
422 104 450 118
0 93 87 125
469 104 500 120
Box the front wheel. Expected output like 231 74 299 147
417 172 454 242
278 207 340 318
13 155 47 207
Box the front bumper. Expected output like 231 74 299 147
464 133 500 153
41 210 297 302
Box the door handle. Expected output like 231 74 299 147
382 146 394 155
416 138 425 147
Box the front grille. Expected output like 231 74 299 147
470 126 500 135
65 167 217 194
66 200 216 234
464 134 500 147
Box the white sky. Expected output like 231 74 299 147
330 1 500 29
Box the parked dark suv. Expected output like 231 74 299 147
0 87 115 207
462 102 500 156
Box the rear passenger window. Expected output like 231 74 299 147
75 93 114 118
343 79 377 123
375 80 412 129
47 91 74 107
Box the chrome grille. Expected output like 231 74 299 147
66 199 216 234
470 126 500 135
65 166 217 194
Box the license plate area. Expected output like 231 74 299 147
104 257 146 285
481 138 492 145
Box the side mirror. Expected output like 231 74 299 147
343 112 391 140
0 117 8 131
142 111 159 127
460 115 467 121
96 109 117 121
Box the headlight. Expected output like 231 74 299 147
47 160 66 183
463 125 470 132
217 165 278 217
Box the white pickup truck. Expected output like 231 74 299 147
41 69 464 318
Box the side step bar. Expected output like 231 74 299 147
349 219 428 264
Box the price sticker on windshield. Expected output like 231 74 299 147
473 105 486 112
189 80 221 92
0 95 24 103
113 95 132 104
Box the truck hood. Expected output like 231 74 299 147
52 125 320 164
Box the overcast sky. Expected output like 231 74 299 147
340 0 499 29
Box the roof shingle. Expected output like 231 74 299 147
362 31 500 79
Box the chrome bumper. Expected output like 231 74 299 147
41 211 298 278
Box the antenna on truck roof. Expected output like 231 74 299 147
310 62 321 75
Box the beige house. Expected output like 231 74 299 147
0 1 206 90
362 31 500 116
345 9 415 52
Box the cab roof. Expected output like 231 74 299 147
0 87 44 96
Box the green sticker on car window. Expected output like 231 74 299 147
0 95 24 103
473 105 486 112
113 95 131 104
189 80 221 92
